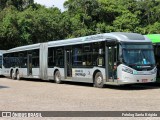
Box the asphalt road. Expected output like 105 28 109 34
1 77 160 120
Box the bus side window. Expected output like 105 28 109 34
72 45 82 66
55 47 64 67
32 49 39 68
97 57 103 66
92 42 105 66
48 48 54 67
83 44 92 66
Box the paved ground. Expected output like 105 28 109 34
1 77 160 120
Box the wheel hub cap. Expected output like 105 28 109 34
97 76 102 84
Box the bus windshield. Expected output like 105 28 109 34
122 44 155 70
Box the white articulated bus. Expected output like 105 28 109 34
2 32 157 88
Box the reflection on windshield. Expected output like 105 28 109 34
123 49 155 65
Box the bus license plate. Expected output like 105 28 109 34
142 79 148 82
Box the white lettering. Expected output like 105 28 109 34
122 113 134 117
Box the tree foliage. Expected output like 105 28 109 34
0 0 160 49
0 0 33 10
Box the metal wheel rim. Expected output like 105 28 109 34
12 72 14 79
17 73 20 79
56 74 60 82
97 76 102 84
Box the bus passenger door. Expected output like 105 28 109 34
106 46 117 82
27 54 32 76
65 49 72 78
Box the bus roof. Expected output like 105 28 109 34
48 32 149 47
7 43 40 53
6 32 150 53
145 34 160 44
0 50 7 55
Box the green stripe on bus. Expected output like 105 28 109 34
146 34 160 43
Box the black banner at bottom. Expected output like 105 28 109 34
0 111 160 117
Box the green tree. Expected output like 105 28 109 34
64 0 101 37
17 5 62 45
1 0 160 49
0 0 34 11
113 10 140 32
0 7 19 49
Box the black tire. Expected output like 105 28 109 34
123 84 132 87
16 70 20 80
94 72 105 88
10 71 13 79
54 71 62 84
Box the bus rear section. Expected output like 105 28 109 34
2 43 42 79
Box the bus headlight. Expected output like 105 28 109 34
152 68 157 74
122 67 133 74
150 68 157 74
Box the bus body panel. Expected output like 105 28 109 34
47 68 55 80
3 68 11 77
71 67 105 83
117 64 156 84
117 74 156 84
40 43 48 80
19 68 27 77
3 68 40 79
16 68 40 79
32 68 40 78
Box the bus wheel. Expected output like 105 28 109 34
54 71 62 84
94 72 105 88
11 71 15 80
16 70 20 80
